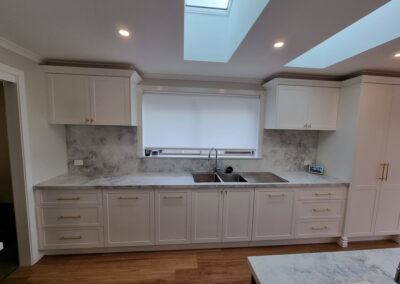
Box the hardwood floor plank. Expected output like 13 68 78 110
3 240 399 283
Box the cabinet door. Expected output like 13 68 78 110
308 87 339 130
192 190 223 243
222 189 254 242
252 190 294 240
48 74 90 124
104 191 154 247
347 83 392 236
90 76 131 125
155 190 191 244
375 86 400 234
276 85 310 129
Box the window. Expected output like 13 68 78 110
185 0 230 10
142 92 261 158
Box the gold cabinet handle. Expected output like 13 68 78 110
56 197 80 201
378 163 386 180
90 118 95 123
314 192 332 196
118 197 139 200
163 196 184 199
268 193 287 197
59 236 82 240
308 124 312 128
313 208 331 212
384 163 389 181
304 123 308 128
58 215 81 219
85 118 90 123
311 226 328 230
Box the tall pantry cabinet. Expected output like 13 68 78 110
317 76 400 246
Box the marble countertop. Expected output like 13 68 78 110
248 248 400 284
34 171 348 190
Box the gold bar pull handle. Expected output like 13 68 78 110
59 236 82 240
268 193 287 198
163 196 184 199
314 192 333 196
311 226 328 231
313 208 331 212
57 197 80 201
378 163 386 180
58 215 81 219
384 163 389 181
118 197 139 200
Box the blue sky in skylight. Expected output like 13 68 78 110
286 0 400 69
185 0 230 9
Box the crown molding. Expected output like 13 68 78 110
0 36 42 63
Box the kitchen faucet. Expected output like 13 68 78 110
208 148 221 173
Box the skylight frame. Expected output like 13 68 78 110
185 0 231 10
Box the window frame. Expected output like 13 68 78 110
137 83 265 160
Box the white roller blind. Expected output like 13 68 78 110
142 92 260 150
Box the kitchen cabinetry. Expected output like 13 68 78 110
43 65 142 126
104 190 154 247
263 79 340 130
252 189 294 240
155 190 191 245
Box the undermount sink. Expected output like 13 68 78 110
240 172 288 183
192 173 221 183
218 173 247 183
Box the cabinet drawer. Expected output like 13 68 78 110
39 206 103 227
298 187 347 200
297 201 345 219
41 228 104 249
295 219 342 238
39 190 102 205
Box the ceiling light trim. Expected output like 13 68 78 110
0 36 42 63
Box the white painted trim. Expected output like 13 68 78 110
40 65 137 77
0 36 42 63
341 75 400 87
0 63 40 265
263 78 341 89
142 73 263 85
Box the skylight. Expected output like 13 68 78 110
286 0 400 69
185 0 230 10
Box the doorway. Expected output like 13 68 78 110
0 82 19 279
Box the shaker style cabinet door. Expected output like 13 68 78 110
48 74 91 124
104 190 154 247
308 87 339 130
155 190 191 245
90 76 131 125
191 189 223 243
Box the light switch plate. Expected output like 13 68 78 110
73 160 84 166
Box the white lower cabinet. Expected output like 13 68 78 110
252 190 294 240
222 189 254 242
155 190 191 245
104 190 154 247
191 189 224 243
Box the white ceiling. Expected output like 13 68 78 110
0 0 398 81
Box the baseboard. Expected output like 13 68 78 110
347 235 393 242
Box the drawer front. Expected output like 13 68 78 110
40 206 103 227
295 219 342 238
297 201 345 219
39 190 102 205
298 187 347 200
41 228 104 249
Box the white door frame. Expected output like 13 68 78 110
0 62 39 265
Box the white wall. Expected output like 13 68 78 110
0 46 68 264
317 83 361 182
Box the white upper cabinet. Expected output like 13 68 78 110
264 79 340 130
44 65 142 126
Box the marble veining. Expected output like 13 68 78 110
248 248 400 284
66 126 319 175
34 171 348 189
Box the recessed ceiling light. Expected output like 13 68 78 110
395 52 400 58
118 29 130 37
274 41 285 48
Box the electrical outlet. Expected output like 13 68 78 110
73 160 84 166
303 160 311 166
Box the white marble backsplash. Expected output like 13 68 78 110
66 125 319 175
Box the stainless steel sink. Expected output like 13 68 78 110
192 173 222 183
218 173 247 183
240 172 288 183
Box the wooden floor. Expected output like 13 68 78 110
3 240 399 284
